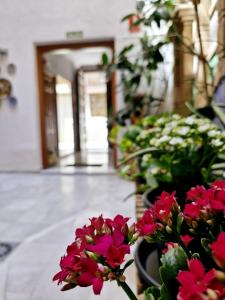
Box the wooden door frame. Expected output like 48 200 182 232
36 38 115 169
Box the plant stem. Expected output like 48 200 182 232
193 1 210 104
177 237 192 259
117 280 138 300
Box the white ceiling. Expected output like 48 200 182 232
47 47 112 69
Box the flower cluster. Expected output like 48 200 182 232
136 191 180 241
54 181 225 300
118 114 225 192
184 181 225 233
136 181 225 300
138 114 225 153
53 215 137 295
177 259 225 300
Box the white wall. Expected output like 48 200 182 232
0 0 136 171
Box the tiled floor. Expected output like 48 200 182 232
0 172 136 300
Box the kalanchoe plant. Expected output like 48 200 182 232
53 180 225 299
53 215 138 299
118 114 225 195
138 181 225 299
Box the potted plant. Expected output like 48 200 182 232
53 180 225 300
119 114 225 207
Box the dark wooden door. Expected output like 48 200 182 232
44 73 59 167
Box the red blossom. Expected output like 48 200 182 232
184 181 225 221
136 209 158 236
89 215 104 231
180 235 193 247
75 257 104 295
53 214 135 295
183 203 202 219
186 185 206 201
137 191 178 238
154 191 177 221
210 232 225 268
106 244 130 268
162 242 178 253
177 259 216 300
211 180 225 190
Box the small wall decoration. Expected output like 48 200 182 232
7 63 16 76
0 48 18 107
0 78 12 99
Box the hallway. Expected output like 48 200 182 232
0 173 135 300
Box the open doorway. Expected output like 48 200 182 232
56 75 74 158
75 69 109 166
36 39 115 169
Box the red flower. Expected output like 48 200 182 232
183 202 202 219
180 235 193 247
136 209 158 236
137 191 178 238
154 191 177 222
76 257 104 295
89 215 104 231
210 232 225 268
211 180 225 190
162 242 178 253
53 214 135 295
186 185 206 201
177 259 216 300
106 244 130 268
184 181 225 221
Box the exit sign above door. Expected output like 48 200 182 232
66 31 84 40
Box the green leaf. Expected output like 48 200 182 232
101 53 109 65
211 163 225 170
144 286 160 300
133 17 145 26
119 44 134 57
159 284 173 300
121 13 136 22
118 147 158 167
146 170 159 189
160 247 187 284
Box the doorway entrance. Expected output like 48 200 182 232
36 39 115 169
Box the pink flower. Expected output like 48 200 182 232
210 232 225 268
177 259 216 300
53 214 136 295
87 235 113 257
